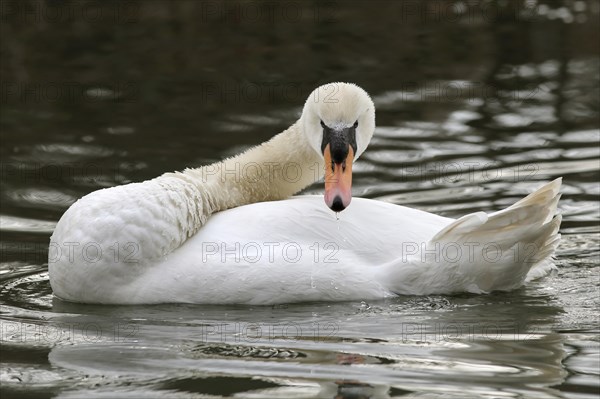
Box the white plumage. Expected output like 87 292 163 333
48 83 562 305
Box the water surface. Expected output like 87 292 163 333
1 1 599 398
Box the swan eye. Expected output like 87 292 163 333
353 120 359 128
320 120 326 128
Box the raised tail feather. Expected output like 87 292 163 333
428 178 562 293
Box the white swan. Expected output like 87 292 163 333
48 83 562 305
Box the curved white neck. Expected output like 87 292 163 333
169 120 324 215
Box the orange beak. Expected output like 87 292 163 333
324 144 354 212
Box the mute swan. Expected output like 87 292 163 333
48 83 562 305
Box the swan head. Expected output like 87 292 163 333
301 82 375 212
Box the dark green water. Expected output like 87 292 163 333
1 1 598 398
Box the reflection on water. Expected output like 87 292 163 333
1 1 599 398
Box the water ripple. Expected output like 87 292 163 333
0 216 56 234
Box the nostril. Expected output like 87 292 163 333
330 196 345 212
